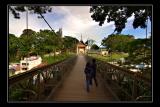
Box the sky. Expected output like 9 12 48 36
9 6 151 46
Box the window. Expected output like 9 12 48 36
22 63 26 65
22 63 29 65
22 68 27 70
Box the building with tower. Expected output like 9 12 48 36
76 35 87 54
59 28 62 37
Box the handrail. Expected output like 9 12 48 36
9 56 77 101
9 58 68 86
86 56 151 86
86 55 151 101
102 61 151 87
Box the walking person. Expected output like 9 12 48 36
91 59 98 87
84 61 92 92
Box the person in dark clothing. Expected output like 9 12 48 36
84 62 92 92
91 59 98 87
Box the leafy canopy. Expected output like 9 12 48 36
90 6 151 34
101 34 134 52
9 6 52 19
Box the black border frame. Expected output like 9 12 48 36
1 0 159 104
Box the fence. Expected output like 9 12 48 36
9 56 77 101
86 56 151 101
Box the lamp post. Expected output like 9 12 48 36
26 6 29 71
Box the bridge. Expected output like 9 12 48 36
9 55 151 102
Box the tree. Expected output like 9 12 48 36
18 29 37 57
9 28 65 63
63 36 79 52
9 6 52 19
35 29 61 55
86 39 95 49
91 44 99 50
101 34 134 52
21 29 36 37
90 6 151 34
9 34 20 62
127 38 151 65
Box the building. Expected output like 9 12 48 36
86 45 91 50
86 39 94 51
57 28 63 37
20 56 42 72
100 49 108 56
76 35 87 54
76 40 87 54
9 63 20 76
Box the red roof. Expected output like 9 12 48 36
77 41 86 47
15 65 20 71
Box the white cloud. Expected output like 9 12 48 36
9 11 49 37
54 6 98 33
9 12 26 37
49 6 104 43
10 6 138 45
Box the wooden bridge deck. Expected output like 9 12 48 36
49 55 115 102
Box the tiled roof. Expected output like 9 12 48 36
77 41 87 47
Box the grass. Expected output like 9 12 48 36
88 53 128 62
9 59 20 65
42 52 76 64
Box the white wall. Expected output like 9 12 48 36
20 56 42 72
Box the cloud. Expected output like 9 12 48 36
9 12 26 37
56 7 116 41
9 11 49 37
54 6 98 33
9 6 116 45
9 6 150 46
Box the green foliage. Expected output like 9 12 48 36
9 29 78 63
126 38 151 65
90 6 151 33
85 39 95 46
9 89 24 101
63 36 79 52
42 53 75 64
9 34 20 62
101 34 134 52
9 6 52 19
88 53 128 62
91 44 99 50
17 29 37 58
35 29 61 54
21 29 36 37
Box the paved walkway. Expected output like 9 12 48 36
51 55 114 102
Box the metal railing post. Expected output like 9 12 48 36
132 74 138 100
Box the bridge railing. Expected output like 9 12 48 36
8 56 77 101
86 56 151 101
97 60 151 101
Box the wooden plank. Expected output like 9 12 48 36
49 55 115 101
